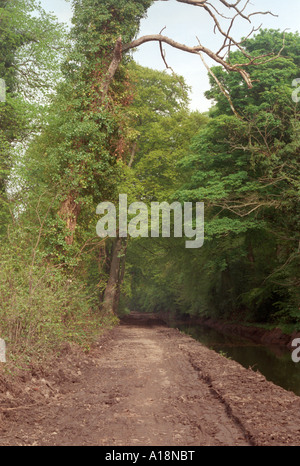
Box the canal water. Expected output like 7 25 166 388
173 322 300 397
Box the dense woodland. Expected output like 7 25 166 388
0 0 299 367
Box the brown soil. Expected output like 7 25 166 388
1 312 300 446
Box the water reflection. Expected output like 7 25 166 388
175 323 300 397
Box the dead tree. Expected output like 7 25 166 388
123 0 282 110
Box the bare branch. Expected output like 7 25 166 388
123 33 253 87
130 0 282 89
197 45 241 118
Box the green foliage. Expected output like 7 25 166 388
16 1 155 269
206 30 299 120
0 239 118 368
0 0 68 236
70 0 153 51
2 0 299 376
120 65 208 311
126 29 300 328
0 0 155 367
127 63 208 200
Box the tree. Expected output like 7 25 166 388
99 63 206 315
117 64 207 315
19 0 283 317
18 1 155 317
57 0 281 243
124 0 281 88
201 30 300 322
164 29 300 323
0 0 67 235
91 0 282 315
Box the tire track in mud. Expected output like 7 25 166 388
185 351 256 446
177 331 300 446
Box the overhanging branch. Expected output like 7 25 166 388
123 34 253 87
123 0 281 89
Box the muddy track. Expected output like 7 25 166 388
1 312 300 446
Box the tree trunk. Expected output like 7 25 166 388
102 237 127 314
247 242 255 265
59 38 123 247
113 239 128 312
59 192 81 245
101 37 123 103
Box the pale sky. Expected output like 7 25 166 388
39 0 300 111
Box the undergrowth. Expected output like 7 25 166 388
0 246 118 372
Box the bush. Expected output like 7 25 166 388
0 247 118 369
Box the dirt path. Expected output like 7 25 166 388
1 313 300 446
